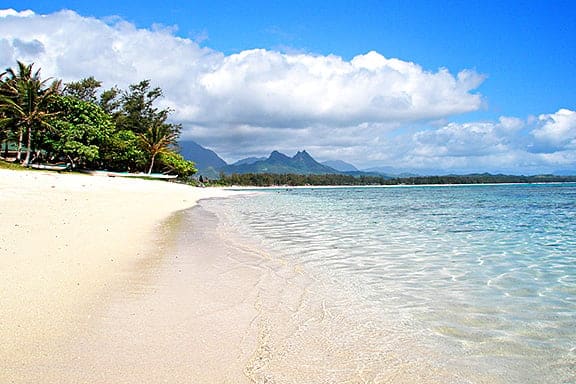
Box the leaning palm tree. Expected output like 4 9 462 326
0 61 61 165
138 121 178 174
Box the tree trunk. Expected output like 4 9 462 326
147 153 156 174
66 154 75 170
23 125 32 166
16 127 24 162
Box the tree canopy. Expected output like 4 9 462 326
0 61 61 165
0 61 196 179
214 172 576 187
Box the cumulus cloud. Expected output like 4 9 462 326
0 9 220 96
0 9 35 17
353 110 576 174
196 49 485 127
0 9 483 128
355 119 523 173
0 8 573 174
530 109 576 152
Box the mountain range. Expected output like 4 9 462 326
178 140 227 178
321 160 358 172
225 150 339 175
179 140 349 177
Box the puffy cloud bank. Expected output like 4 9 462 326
376 110 576 174
0 8 574 173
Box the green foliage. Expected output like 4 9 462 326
63 76 102 103
1 61 192 177
100 129 146 171
138 121 179 173
115 80 167 134
217 172 576 187
0 61 62 165
0 109 13 158
46 96 115 167
158 151 197 178
97 79 183 174
99 86 122 116
218 173 384 186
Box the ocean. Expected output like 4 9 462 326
199 183 576 383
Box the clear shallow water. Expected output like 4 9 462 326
203 184 576 383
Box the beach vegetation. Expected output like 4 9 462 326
0 60 196 178
138 120 179 174
158 151 197 179
215 172 576 187
62 76 102 103
44 95 115 169
92 79 192 174
0 61 61 165
99 129 147 172
0 158 25 170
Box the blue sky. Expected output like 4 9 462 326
2 1 575 173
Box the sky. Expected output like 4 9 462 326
1 0 575 174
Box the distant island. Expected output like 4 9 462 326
213 172 576 187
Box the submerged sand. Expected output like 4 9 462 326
0 169 242 383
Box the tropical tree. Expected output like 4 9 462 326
111 79 187 174
0 71 16 159
45 95 115 168
0 61 61 165
138 121 179 174
158 151 197 178
99 86 122 116
0 119 10 159
63 76 102 103
100 129 146 172
1 61 194 177
115 80 165 134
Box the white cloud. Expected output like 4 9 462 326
0 9 483 128
0 8 574 174
356 120 522 173
0 9 220 96
195 49 484 128
337 113 576 174
0 9 35 18
531 109 576 152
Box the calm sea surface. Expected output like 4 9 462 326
201 184 576 383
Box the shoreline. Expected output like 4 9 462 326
0 169 239 382
226 181 576 191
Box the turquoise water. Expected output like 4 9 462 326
202 184 576 382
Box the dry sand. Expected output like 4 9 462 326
0 169 244 383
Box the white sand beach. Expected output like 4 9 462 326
0 169 243 383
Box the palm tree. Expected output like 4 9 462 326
0 71 14 159
0 120 8 159
138 121 178 174
0 61 61 165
